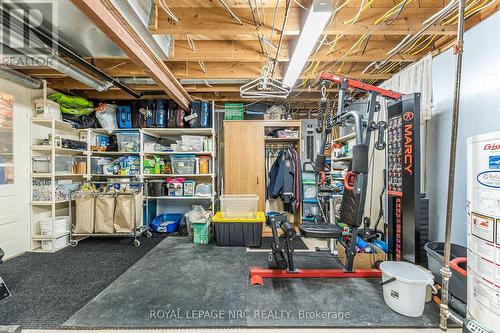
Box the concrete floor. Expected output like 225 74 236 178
24 329 461 333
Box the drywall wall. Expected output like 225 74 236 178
427 12 500 246
0 78 34 258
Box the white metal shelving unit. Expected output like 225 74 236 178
30 92 87 252
30 100 217 252
142 102 217 216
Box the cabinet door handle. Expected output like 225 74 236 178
256 176 259 185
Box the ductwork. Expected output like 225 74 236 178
111 0 173 60
117 77 156 85
118 78 252 86
46 56 112 92
0 9 112 92
179 79 251 85
0 66 42 89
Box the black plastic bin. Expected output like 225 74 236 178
212 212 265 247
424 242 467 303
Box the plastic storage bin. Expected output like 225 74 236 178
117 105 132 128
219 194 259 219
32 156 74 174
41 234 69 251
212 212 265 247
171 155 196 174
193 221 211 244
424 242 467 303
181 135 205 152
115 130 140 152
302 201 321 219
39 216 70 236
150 213 183 233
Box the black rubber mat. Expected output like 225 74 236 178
253 237 309 250
63 237 440 329
0 237 162 329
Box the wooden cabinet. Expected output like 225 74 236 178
223 120 301 213
224 121 266 210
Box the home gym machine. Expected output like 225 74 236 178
250 73 422 285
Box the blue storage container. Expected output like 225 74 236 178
145 100 156 127
150 213 183 233
189 101 211 128
155 100 167 128
199 101 211 128
117 105 132 128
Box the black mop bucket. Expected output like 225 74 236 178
424 242 467 303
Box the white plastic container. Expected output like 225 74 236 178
181 135 205 152
39 216 70 236
220 194 259 219
41 234 69 251
379 261 434 317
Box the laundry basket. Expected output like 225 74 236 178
379 261 435 317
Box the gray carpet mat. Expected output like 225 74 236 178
0 237 162 329
63 237 439 329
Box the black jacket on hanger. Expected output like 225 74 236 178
267 148 300 214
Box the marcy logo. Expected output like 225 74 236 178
404 124 413 175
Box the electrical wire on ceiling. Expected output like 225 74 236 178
295 0 413 92
364 0 494 76
157 0 179 22
186 34 196 51
248 0 259 28
344 0 373 25
198 61 206 73
218 0 244 25
270 0 292 78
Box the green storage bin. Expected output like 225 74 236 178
224 102 244 120
193 222 212 244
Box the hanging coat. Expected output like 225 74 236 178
267 149 297 214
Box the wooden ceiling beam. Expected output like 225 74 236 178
22 61 392 80
70 0 191 110
152 7 457 38
44 78 340 94
171 40 421 62
74 90 328 103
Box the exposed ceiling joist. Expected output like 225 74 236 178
20 61 392 81
170 39 421 62
151 7 457 39
70 0 191 110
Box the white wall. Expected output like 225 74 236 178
427 12 500 245
0 78 34 259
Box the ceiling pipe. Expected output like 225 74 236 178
0 9 112 93
0 66 42 89
111 0 172 60
45 56 112 92
179 79 251 85
117 77 157 85
0 4 163 98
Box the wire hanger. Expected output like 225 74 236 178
240 66 291 99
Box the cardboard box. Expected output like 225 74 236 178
336 243 386 269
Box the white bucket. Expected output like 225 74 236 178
379 261 435 317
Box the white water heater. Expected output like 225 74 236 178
467 131 500 331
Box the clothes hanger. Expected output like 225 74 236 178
240 66 291 99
